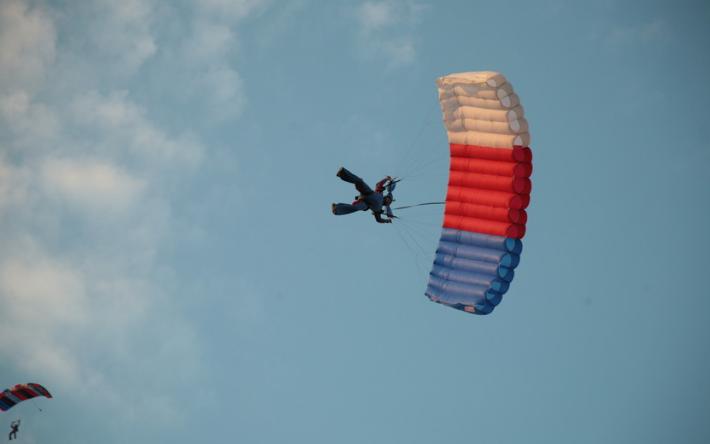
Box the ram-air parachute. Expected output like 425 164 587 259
425 71 532 315
0 383 52 412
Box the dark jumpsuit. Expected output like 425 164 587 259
9 421 19 440
332 168 394 223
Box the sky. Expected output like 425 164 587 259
1 0 709 443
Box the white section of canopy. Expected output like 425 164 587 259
437 71 530 148
439 93 520 110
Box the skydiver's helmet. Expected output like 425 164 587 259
383 194 395 205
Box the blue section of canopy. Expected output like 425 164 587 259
0 397 15 411
425 228 523 315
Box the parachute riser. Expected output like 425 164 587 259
393 201 445 211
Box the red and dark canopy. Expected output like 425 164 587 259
0 383 52 412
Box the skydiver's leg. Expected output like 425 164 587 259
332 201 367 215
336 167 373 195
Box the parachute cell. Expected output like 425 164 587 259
0 383 52 412
426 71 532 315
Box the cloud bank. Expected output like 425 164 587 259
0 0 264 439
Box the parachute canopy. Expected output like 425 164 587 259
426 71 532 315
0 383 52 412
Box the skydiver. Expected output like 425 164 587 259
8 420 19 441
331 167 396 223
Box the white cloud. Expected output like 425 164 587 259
0 91 61 152
0 159 31 211
381 38 415 65
358 1 398 30
41 158 146 214
69 90 204 168
0 252 87 326
584 16 672 62
250 0 308 49
179 20 246 118
0 245 87 386
86 0 157 75
0 0 56 94
353 0 425 68
196 65 246 115
195 0 268 22
185 20 237 62
604 18 670 47
170 1 265 123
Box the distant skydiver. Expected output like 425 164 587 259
332 167 397 223
8 420 19 441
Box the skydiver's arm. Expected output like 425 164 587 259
385 204 394 218
373 211 392 223
375 176 392 193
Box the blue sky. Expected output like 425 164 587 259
1 1 709 443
